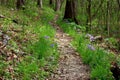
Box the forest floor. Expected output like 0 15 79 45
0 5 120 80
48 14 90 80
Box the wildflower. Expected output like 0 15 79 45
3 39 8 45
44 36 50 39
3 35 10 40
86 34 95 42
50 44 55 48
90 35 95 42
87 44 95 51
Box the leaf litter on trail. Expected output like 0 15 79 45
48 15 90 80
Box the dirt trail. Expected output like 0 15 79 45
48 15 90 80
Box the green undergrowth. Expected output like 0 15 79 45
0 5 58 80
17 7 58 80
57 18 115 80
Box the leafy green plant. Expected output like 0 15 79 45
0 4 59 80
77 36 113 79
17 57 40 80
33 37 51 59
69 22 86 31
91 65 113 80
105 37 120 51
0 61 7 77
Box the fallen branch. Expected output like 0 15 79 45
0 14 5 18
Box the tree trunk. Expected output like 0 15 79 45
0 0 7 5
117 0 120 9
49 0 53 5
106 0 110 37
55 0 61 11
60 0 64 10
86 0 92 29
16 0 25 9
63 0 78 24
37 0 43 8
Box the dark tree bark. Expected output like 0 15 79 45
49 0 53 5
63 0 78 24
86 0 92 27
117 0 120 9
16 0 25 9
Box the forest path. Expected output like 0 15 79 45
48 14 90 80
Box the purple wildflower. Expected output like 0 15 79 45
86 34 95 42
90 35 95 42
87 44 95 51
3 35 10 40
3 39 8 45
44 36 50 39
50 44 55 48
